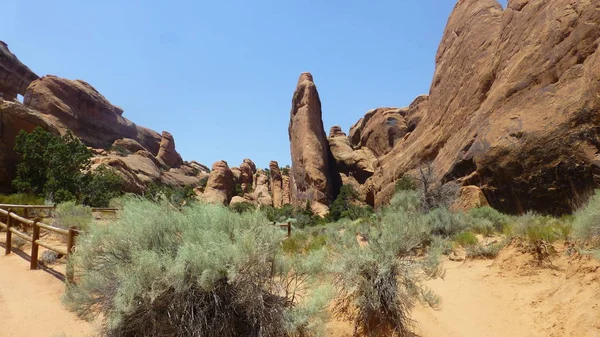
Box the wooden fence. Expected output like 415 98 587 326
0 204 117 282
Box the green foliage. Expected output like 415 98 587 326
108 144 130 156
573 190 600 244
198 176 208 191
467 206 511 233
453 231 478 247
282 229 328 254
260 204 325 228
13 127 91 203
281 165 291 176
55 201 93 231
0 193 45 205
81 165 123 207
395 175 416 192
465 239 508 259
425 207 467 238
234 183 244 197
327 185 374 222
329 192 443 336
513 212 571 244
229 201 256 214
144 182 196 207
64 200 329 337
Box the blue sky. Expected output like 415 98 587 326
2 0 507 170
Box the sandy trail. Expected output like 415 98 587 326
0 250 96 337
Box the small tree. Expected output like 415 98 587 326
81 165 123 207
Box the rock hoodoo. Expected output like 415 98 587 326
288 72 339 212
156 131 183 168
269 161 283 208
202 160 235 205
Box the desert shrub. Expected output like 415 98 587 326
386 190 422 214
81 165 123 207
514 213 571 244
328 185 372 222
145 183 196 207
454 231 478 247
230 201 256 214
40 250 60 265
234 183 244 197
13 127 92 203
282 230 328 254
54 201 93 231
198 176 209 191
425 208 467 238
467 206 511 233
572 190 600 244
0 193 45 205
466 238 508 259
394 175 416 192
64 200 329 337
329 196 442 336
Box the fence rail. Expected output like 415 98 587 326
0 204 117 282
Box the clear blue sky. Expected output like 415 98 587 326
2 0 506 170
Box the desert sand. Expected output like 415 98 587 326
1 239 598 337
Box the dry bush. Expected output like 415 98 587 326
64 199 329 337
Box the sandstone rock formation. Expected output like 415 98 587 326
450 186 490 212
367 0 600 215
229 195 249 206
0 41 38 101
282 175 291 205
203 160 235 205
252 170 273 207
111 138 147 154
24 75 164 154
156 131 183 168
239 161 254 193
328 125 377 184
269 161 283 208
289 73 340 212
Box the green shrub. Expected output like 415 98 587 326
0 193 45 205
329 196 442 336
328 185 365 222
13 127 92 203
229 201 255 214
81 165 123 207
395 175 416 192
425 208 467 238
387 190 422 214
514 213 571 244
64 200 329 337
144 183 196 207
467 206 511 233
54 201 93 231
573 190 600 244
198 176 209 191
454 231 478 247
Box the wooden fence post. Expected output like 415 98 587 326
23 208 29 220
30 218 40 270
5 210 12 255
287 222 291 237
66 227 79 284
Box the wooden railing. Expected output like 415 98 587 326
0 205 118 282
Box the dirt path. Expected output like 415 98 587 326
0 253 96 337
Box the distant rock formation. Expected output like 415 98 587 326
24 75 163 155
282 175 291 206
0 41 38 101
288 72 340 213
269 161 283 208
203 161 234 205
252 169 273 207
366 0 600 214
328 125 377 185
157 131 183 168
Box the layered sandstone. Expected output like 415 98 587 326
328 125 377 184
156 131 183 168
369 0 600 214
0 41 38 101
269 161 283 208
203 160 235 205
288 73 340 211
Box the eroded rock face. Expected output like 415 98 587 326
252 170 273 207
24 75 162 154
282 175 291 205
156 131 183 168
0 41 38 101
270 161 283 208
349 108 409 158
0 99 59 191
203 160 235 205
111 138 147 154
239 162 254 193
450 185 490 212
328 125 377 184
370 0 600 215
289 73 339 212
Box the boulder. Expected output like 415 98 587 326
270 161 283 208
450 186 490 212
203 160 234 205
288 72 340 211
328 125 377 184
230 196 250 206
156 131 183 168
0 41 38 101
369 0 600 215
24 75 162 154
